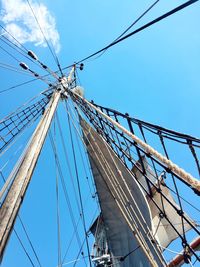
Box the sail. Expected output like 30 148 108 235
80 117 166 267
132 157 195 248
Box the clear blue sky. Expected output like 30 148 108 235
0 0 200 266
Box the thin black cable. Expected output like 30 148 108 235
73 124 94 197
71 101 97 197
0 36 34 63
48 132 85 265
35 0 63 77
94 0 160 60
73 0 198 64
193 258 198 265
0 96 50 154
0 74 52 94
0 35 47 72
55 113 81 213
73 207 100 267
73 237 86 267
0 172 39 267
61 205 99 265
62 216 82 264
90 103 200 144
17 216 43 267
114 0 160 42
53 119 62 267
13 229 36 267
120 245 140 262
26 0 63 77
0 144 44 267
2 0 196 85
0 35 28 55
159 133 187 243
167 184 200 214
0 24 28 52
66 103 92 267
0 65 72 95
0 64 32 77
1 28 62 80
0 44 20 63
67 77 93 195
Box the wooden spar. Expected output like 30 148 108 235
0 90 61 260
167 236 200 267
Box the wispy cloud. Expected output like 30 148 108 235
0 0 61 53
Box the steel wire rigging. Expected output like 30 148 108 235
0 0 198 96
60 0 199 70
25 0 63 76
92 0 160 60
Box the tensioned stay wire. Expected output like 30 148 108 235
66 103 92 267
52 119 62 267
60 0 199 70
48 132 86 266
0 172 42 267
0 24 28 53
55 113 81 213
1 0 196 95
66 102 95 198
0 35 46 71
26 0 63 76
93 0 160 60
67 100 97 197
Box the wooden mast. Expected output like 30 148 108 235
0 67 75 261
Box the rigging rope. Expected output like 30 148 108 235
49 132 85 265
66 102 164 265
0 172 42 267
13 229 36 267
69 90 200 263
0 62 33 77
66 103 95 198
70 91 200 194
0 93 52 154
0 44 20 63
60 0 199 70
93 0 160 60
0 35 44 71
66 103 92 267
0 24 29 53
55 113 81 213
68 99 97 196
26 0 63 77
53 120 62 267
0 78 42 94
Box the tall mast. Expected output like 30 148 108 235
0 67 75 260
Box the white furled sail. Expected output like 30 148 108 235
132 157 195 248
80 117 166 267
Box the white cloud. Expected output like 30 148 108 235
0 0 61 53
